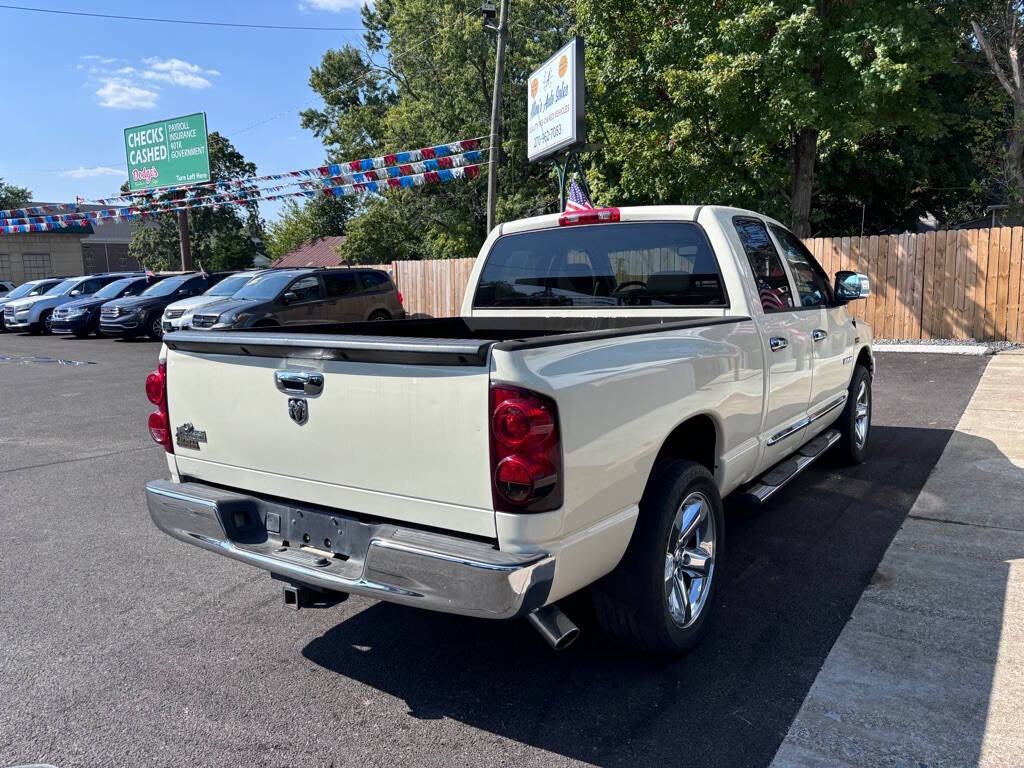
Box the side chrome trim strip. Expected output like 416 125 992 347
766 392 848 447
808 392 848 423
767 416 810 446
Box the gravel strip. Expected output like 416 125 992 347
876 338 1024 352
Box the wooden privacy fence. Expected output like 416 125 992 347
804 227 1024 341
371 227 1024 341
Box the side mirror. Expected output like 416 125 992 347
70 289 81 296
282 291 298 304
834 271 870 302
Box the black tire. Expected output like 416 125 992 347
836 364 871 464
146 313 163 340
591 459 725 656
368 310 391 321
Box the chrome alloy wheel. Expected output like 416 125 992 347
665 491 716 629
854 379 870 448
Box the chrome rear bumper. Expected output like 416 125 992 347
145 480 553 619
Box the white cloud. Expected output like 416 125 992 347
299 0 369 11
81 55 219 108
95 78 159 109
139 57 218 89
60 166 127 179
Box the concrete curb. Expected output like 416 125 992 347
874 343 993 355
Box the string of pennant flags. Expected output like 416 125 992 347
0 164 483 233
0 148 486 227
0 136 487 233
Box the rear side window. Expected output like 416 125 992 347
325 272 360 297
733 217 795 313
473 222 727 308
359 271 391 291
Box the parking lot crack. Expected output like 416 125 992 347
1 446 154 475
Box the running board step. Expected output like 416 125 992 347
744 429 841 505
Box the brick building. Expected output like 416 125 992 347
0 203 141 284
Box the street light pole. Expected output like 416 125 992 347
486 0 508 233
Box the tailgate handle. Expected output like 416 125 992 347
275 370 324 396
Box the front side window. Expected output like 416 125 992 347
473 222 727 308
288 275 322 302
45 278 78 296
770 224 833 308
733 217 794 313
142 275 192 297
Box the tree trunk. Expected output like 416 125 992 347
1010 96 1024 203
789 128 819 237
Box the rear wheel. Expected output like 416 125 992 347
368 310 391 321
591 459 724 656
146 313 163 340
836 364 871 464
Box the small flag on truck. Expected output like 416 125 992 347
564 175 593 212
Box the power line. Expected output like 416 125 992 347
0 4 364 31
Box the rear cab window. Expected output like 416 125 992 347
473 222 728 308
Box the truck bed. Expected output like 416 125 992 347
163 315 747 366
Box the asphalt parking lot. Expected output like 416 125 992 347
0 332 990 768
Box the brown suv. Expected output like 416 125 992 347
188 268 405 330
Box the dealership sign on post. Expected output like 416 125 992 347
527 37 585 163
123 112 211 192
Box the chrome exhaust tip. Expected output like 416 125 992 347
527 604 579 650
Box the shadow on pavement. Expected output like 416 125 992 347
302 419 982 767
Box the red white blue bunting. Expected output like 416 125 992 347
0 162 483 234
85 137 484 205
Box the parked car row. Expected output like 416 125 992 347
0 267 405 340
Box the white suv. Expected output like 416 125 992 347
162 271 262 333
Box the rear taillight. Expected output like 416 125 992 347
558 207 620 227
489 384 561 512
397 290 404 307
145 362 173 453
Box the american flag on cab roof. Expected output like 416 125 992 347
564 175 593 213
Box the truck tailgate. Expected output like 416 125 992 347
162 332 497 538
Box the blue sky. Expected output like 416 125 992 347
0 1 370 220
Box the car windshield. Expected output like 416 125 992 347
45 278 79 296
94 278 136 299
141 275 192 297
7 281 47 299
473 222 728 308
204 273 254 296
231 271 297 300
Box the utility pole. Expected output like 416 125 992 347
486 0 509 233
177 209 192 271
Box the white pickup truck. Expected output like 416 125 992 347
145 205 873 655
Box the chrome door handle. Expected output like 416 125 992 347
812 329 828 342
769 337 788 352
274 370 324 396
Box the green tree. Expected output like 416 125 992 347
0 178 31 210
577 0 983 235
126 132 265 272
299 0 572 263
265 195 354 260
971 1 1024 204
